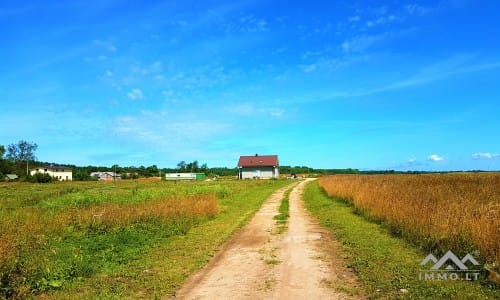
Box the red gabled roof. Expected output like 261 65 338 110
238 155 279 167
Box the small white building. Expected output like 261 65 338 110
31 165 73 181
165 173 206 181
90 171 121 181
237 154 279 179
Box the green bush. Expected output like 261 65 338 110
28 173 54 183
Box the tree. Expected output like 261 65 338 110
146 165 158 177
186 160 199 172
6 140 38 176
177 161 186 171
6 140 38 162
0 145 5 159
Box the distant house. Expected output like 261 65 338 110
90 171 121 181
237 154 279 179
5 174 19 181
30 165 72 181
165 173 206 181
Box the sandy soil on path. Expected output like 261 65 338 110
173 179 364 300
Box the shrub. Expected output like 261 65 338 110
28 173 54 183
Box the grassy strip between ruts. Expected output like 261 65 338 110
273 185 293 234
303 181 499 300
39 180 292 299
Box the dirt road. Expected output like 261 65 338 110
174 179 363 299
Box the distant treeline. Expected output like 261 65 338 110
69 164 240 181
1 141 495 181
1 158 495 182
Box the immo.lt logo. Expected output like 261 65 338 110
419 250 481 281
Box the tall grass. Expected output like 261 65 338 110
318 173 499 272
0 181 221 298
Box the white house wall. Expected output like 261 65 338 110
240 167 278 179
165 173 197 180
30 169 73 181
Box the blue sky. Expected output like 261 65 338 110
1 1 499 170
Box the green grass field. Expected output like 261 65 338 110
0 179 291 299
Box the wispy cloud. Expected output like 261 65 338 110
314 54 500 101
341 27 416 53
472 152 499 160
365 15 397 28
348 15 360 22
225 102 284 118
404 4 432 16
233 14 269 33
112 111 231 159
127 89 143 100
381 55 500 91
427 154 444 162
92 39 117 52
341 33 388 53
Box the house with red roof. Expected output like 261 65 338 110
237 154 279 179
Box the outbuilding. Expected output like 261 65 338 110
4 174 19 181
90 172 121 181
165 173 206 181
237 154 279 179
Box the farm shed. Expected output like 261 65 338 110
165 173 206 181
4 174 19 181
90 171 121 181
237 154 279 179
30 165 72 181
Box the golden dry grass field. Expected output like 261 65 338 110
318 173 499 274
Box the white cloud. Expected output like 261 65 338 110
382 55 500 91
92 40 117 53
302 64 317 73
112 112 230 151
225 102 285 118
472 152 499 160
348 15 360 22
127 89 143 100
341 41 351 52
130 61 163 76
269 108 284 117
365 15 398 28
404 4 431 16
341 31 393 53
427 154 444 162
225 14 269 34
408 157 417 163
